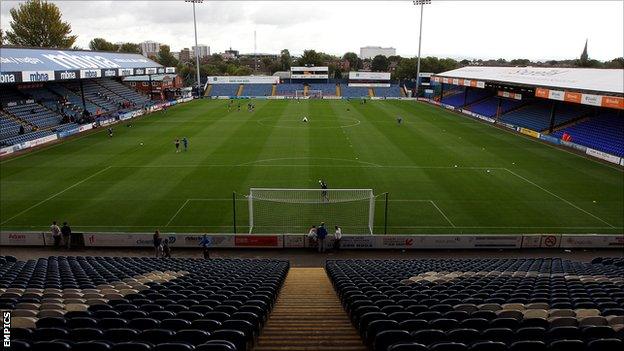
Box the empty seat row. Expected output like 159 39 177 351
3 256 289 351
327 258 624 351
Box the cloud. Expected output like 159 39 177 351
0 0 622 60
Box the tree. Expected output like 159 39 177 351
460 59 471 66
297 50 323 66
394 58 418 80
343 52 361 71
89 38 118 52
510 58 531 66
118 42 141 54
371 55 389 72
0 29 4 45
419 56 459 73
156 45 179 67
209 53 223 63
279 49 292 71
387 55 402 63
605 57 624 69
6 0 77 48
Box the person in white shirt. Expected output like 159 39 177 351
334 225 342 251
50 221 61 248
307 225 317 249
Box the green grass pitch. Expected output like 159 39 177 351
1 99 622 234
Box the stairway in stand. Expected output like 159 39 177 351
203 85 212 97
254 268 366 351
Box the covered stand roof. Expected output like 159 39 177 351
434 66 624 95
0 47 174 84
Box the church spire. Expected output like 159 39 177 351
580 39 588 65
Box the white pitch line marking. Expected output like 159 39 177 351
164 198 235 227
165 199 190 227
504 168 616 228
236 157 383 167
1 166 113 225
110 164 503 170
430 200 456 228
7 225 621 230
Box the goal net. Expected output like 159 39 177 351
295 90 323 98
247 188 375 234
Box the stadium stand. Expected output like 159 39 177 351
552 110 624 157
275 83 302 96
241 84 273 97
500 101 589 132
374 85 402 98
98 79 151 107
2 256 289 351
0 79 152 146
441 88 491 108
0 86 27 106
466 97 525 118
48 83 101 115
25 86 82 119
341 85 371 98
327 258 624 351
0 130 55 147
0 110 29 141
207 84 240 97
3 102 63 129
308 83 337 96
76 81 120 112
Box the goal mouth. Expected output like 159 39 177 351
295 90 323 98
247 188 376 234
249 188 375 204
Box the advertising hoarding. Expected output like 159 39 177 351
207 76 279 84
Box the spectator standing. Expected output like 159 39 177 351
317 222 328 253
162 239 171 258
153 230 162 258
50 221 61 248
61 222 72 249
334 225 342 251
199 234 211 259
307 225 317 250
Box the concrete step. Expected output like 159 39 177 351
253 268 365 351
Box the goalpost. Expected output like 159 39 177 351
247 188 375 234
295 90 323 99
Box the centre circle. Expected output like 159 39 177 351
257 115 361 129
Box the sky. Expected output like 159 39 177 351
1 0 623 61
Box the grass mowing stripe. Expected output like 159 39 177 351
3 225 619 230
0 165 112 225
429 200 456 227
1 100 621 234
503 168 616 228
165 199 190 227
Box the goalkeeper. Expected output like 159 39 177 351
319 179 329 202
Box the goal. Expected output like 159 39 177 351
295 90 323 99
247 188 376 234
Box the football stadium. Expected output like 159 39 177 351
0 1 623 351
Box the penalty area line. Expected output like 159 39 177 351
165 199 190 227
429 200 456 228
164 198 233 227
504 168 615 228
0 166 113 225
